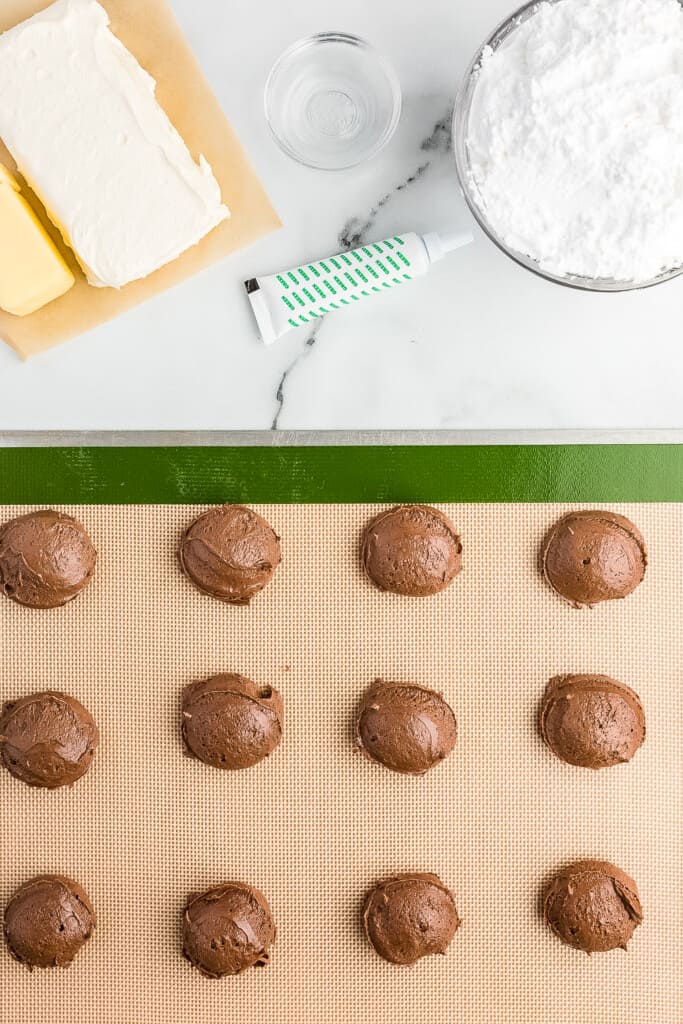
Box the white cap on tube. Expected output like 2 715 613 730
421 229 474 264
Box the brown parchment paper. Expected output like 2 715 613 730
0 503 681 1024
0 0 280 359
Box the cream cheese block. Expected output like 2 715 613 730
0 0 229 289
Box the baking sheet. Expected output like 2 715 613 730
0 502 680 1024
0 0 280 359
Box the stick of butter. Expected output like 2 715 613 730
0 165 75 317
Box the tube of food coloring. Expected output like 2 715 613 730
244 229 473 345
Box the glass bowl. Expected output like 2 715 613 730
265 32 402 171
452 0 683 292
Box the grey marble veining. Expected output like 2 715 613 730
338 107 455 250
271 105 456 430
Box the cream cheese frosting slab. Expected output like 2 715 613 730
0 0 229 288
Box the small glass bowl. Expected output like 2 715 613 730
265 32 402 171
453 0 683 292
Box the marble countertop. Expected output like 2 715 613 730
0 0 681 432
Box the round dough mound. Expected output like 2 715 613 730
0 691 99 788
544 860 642 953
4 875 95 969
182 674 283 771
179 505 281 605
363 873 460 965
541 510 646 607
355 680 457 775
361 505 462 597
540 674 645 769
0 510 96 608
182 882 276 977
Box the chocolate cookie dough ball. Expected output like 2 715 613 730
544 860 642 953
179 505 281 605
361 505 462 597
355 681 457 776
0 510 96 608
363 873 460 965
4 875 96 969
541 510 646 608
540 674 645 769
182 882 275 977
0 691 99 789
182 674 283 771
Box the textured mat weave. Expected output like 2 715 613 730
0 504 680 1024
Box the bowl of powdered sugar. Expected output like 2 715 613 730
454 0 683 289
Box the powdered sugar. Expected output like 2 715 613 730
466 0 683 282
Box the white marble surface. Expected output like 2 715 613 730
0 0 681 431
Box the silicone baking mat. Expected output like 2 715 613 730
0 500 680 1024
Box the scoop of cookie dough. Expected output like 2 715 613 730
182 882 275 977
355 680 457 775
182 674 283 771
361 505 462 597
179 505 281 605
544 860 642 953
0 510 96 608
0 691 99 788
4 875 96 969
540 674 645 769
541 510 646 607
363 873 460 965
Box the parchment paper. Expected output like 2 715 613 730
0 503 681 1024
0 0 280 359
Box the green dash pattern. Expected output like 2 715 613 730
277 236 419 329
